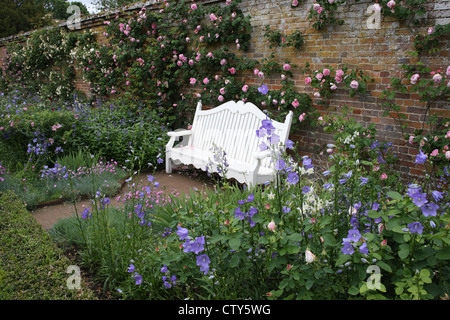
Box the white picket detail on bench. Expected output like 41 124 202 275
165 100 293 186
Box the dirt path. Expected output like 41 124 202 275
31 169 215 230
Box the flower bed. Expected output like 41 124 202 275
51 114 449 300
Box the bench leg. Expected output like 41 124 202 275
166 157 172 174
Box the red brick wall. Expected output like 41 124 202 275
1 0 449 177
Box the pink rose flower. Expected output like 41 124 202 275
292 0 299 6
350 80 359 89
292 99 300 108
336 69 344 77
203 78 209 85
283 63 291 71
305 77 312 85
268 220 276 232
433 73 442 84
316 73 323 81
431 149 439 156
446 151 450 160
190 78 197 85
229 67 236 74
323 68 330 76
380 173 388 180
191 4 197 10
242 85 249 92
299 112 306 122
210 13 218 21
218 95 224 102
410 73 420 84
446 131 450 138
387 0 395 10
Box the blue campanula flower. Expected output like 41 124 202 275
81 207 91 219
347 228 361 242
431 191 443 202
190 235 205 254
359 242 369 254
323 183 333 190
259 141 268 151
269 133 280 145
134 273 143 285
256 127 266 138
411 191 428 208
407 221 423 235
302 157 313 169
176 225 189 241
234 206 245 220
302 186 310 194
341 242 354 255
275 159 286 171
258 84 268 95
359 177 368 186
415 150 427 164
196 254 211 275
421 203 439 217
287 172 299 184
285 139 294 149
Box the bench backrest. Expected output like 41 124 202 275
189 100 293 167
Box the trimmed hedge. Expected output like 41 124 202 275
0 191 96 300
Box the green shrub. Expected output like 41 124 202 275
0 190 96 300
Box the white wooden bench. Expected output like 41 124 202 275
165 100 293 186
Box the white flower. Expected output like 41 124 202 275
305 249 317 263
268 220 276 232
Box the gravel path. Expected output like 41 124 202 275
31 169 214 230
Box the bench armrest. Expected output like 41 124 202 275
166 129 193 151
254 150 272 160
167 130 192 137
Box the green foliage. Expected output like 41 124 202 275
413 24 450 56
263 25 304 50
0 190 96 299
36 0 90 19
1 27 95 101
0 0 51 38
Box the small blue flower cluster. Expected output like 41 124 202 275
160 265 177 288
234 193 258 227
127 263 143 285
176 225 211 275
